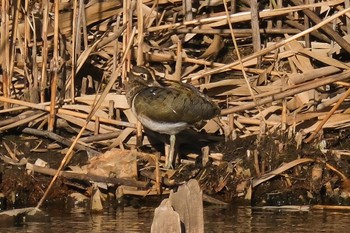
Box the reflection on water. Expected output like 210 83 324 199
1 204 350 232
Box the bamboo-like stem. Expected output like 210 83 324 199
221 70 350 115
285 18 331 43
345 0 350 33
174 39 182 81
48 0 60 131
40 0 49 103
303 0 311 48
173 28 301 35
191 6 350 81
31 11 39 103
70 0 79 103
113 15 121 72
147 0 343 32
79 0 88 50
0 96 135 128
291 0 350 53
183 0 193 21
223 0 266 124
9 0 21 89
24 0 32 102
1 0 10 109
250 0 261 67
0 111 46 131
136 0 144 66
305 87 350 143
122 0 131 81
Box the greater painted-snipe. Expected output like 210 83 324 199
126 66 220 168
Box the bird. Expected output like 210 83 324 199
126 66 220 169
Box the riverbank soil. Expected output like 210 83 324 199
1 129 350 210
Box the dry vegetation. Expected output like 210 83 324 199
1 0 350 210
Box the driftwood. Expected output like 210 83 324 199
151 179 204 233
151 199 181 233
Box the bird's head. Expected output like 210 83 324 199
128 66 156 83
125 66 159 105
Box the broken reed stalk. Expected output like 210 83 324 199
202 5 350 115
233 65 341 102
79 0 88 50
0 96 134 129
223 0 267 125
122 0 131 79
71 0 79 103
305 87 350 143
1 0 10 109
146 51 281 77
252 158 315 187
41 0 49 103
22 127 99 155
303 0 310 48
221 70 350 114
173 28 301 35
136 0 144 66
203 6 350 115
31 10 39 104
9 0 21 86
0 111 46 132
291 0 350 53
147 0 343 32
343 1 350 33
48 0 60 131
250 0 261 66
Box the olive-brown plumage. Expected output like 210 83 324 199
126 66 220 168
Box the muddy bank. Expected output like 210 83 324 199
1 129 350 211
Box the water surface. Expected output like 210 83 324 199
1 205 350 232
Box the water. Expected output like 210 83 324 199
1 205 350 232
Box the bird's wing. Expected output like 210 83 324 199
133 83 219 124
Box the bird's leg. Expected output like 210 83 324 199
165 134 176 169
136 121 143 146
